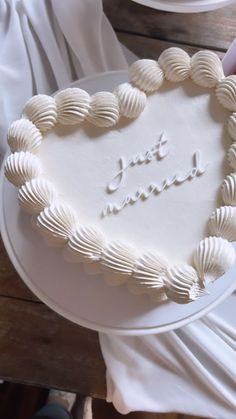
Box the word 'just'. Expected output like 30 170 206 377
107 131 169 193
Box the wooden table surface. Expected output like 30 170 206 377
0 0 236 407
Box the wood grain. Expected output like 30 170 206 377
0 237 38 301
117 32 224 60
0 296 106 398
104 0 236 51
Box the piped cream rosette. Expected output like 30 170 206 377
4 48 236 304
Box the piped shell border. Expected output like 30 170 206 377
4 48 236 304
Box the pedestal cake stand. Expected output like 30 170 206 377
1 71 236 336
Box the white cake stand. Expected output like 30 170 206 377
132 0 236 13
1 71 236 336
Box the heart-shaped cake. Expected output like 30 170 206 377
5 48 236 304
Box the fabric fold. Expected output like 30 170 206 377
100 292 236 417
0 0 127 163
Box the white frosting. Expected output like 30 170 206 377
208 206 236 241
40 78 229 265
65 225 105 263
133 251 168 285
55 88 91 125
228 113 236 141
194 236 235 284
221 173 236 205
103 272 127 286
127 278 147 295
158 48 190 82
86 92 120 127
83 261 103 275
128 279 168 302
227 142 236 170
103 150 208 217
4 151 42 187
106 131 169 193
101 241 136 277
113 82 146 119
164 264 205 304
130 252 167 300
147 288 168 302
36 202 78 246
129 59 164 93
5 49 235 304
191 50 224 88
7 119 42 154
18 178 57 214
216 76 236 111
22 94 57 131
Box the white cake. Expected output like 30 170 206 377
5 48 236 304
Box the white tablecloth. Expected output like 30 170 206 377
100 293 236 416
1 1 236 417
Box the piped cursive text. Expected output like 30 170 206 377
102 150 208 217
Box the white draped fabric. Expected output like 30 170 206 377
100 293 236 416
0 0 127 163
1 1 236 417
